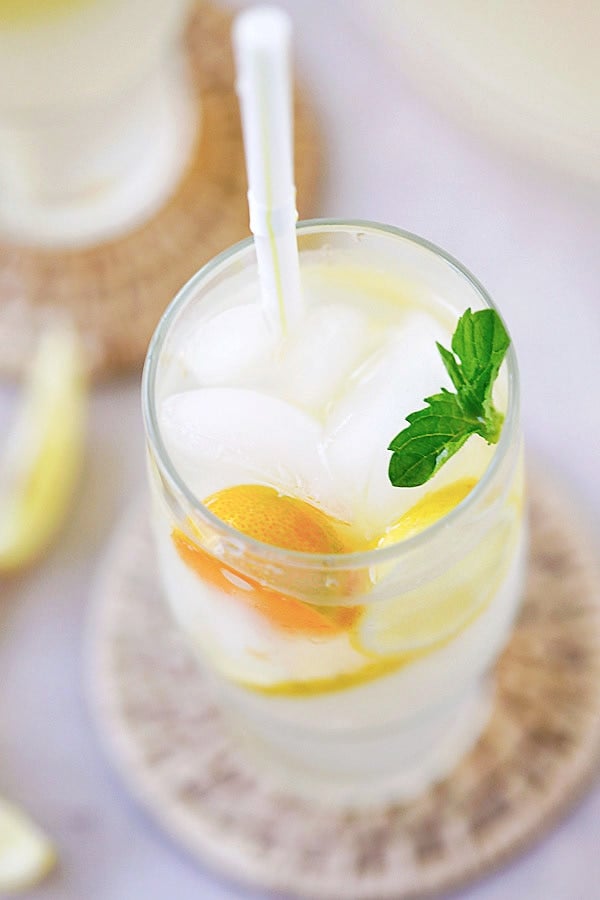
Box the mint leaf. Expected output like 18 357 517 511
436 342 464 392
388 393 479 487
388 308 510 487
450 308 510 404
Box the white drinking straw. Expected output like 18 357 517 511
233 6 303 337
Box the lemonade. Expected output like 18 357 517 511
143 221 525 805
0 0 194 244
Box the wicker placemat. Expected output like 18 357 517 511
88 474 600 899
0 2 320 380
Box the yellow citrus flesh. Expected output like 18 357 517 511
0 325 87 573
377 477 477 547
357 483 517 658
351 477 480 655
249 509 518 692
0 798 56 893
173 485 362 636
356 574 494 658
204 484 349 553
173 479 515 694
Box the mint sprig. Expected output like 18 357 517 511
388 308 510 487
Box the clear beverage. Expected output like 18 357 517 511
142 220 525 805
0 0 195 245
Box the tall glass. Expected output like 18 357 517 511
142 221 526 806
0 0 195 246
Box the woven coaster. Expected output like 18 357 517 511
0 2 320 380
89 474 600 899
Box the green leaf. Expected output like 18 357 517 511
436 342 464 392
387 308 511 488
403 390 461 424
388 393 479 487
451 308 510 404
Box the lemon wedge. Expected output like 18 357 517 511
0 324 86 573
0 798 56 892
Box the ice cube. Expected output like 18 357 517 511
160 387 345 516
324 312 452 534
178 304 274 386
276 302 370 415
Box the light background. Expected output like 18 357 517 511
1 1 599 897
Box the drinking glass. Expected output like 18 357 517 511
142 220 526 805
0 0 195 246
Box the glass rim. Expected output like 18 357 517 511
142 218 520 571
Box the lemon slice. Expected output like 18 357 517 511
0 324 86 573
357 482 516 657
378 478 477 546
357 571 494 657
0 798 56 892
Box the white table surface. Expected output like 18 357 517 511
1 2 599 898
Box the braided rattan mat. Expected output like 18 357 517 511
0 2 320 380
89 474 600 899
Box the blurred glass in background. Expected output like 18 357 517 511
361 1 600 184
0 0 196 247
